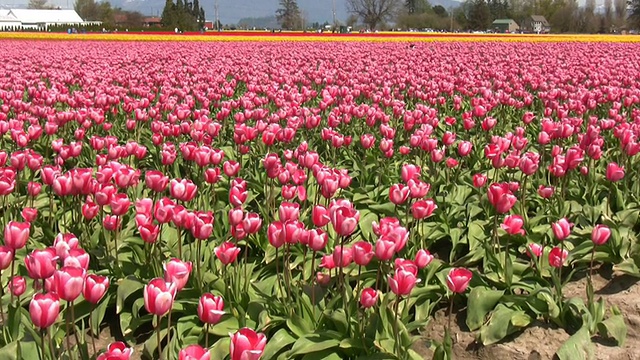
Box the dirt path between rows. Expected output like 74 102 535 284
415 267 640 360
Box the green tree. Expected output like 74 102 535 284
432 5 448 17
630 0 640 29
468 0 491 30
75 0 99 21
276 0 302 29
347 0 401 30
28 0 54 9
161 0 176 28
98 1 114 25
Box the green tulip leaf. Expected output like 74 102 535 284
466 286 504 331
597 314 627 346
555 326 595 360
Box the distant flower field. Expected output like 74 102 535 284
0 39 639 360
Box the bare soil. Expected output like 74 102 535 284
414 267 640 360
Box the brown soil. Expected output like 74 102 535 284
414 268 640 360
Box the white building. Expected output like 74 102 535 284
0 9 84 30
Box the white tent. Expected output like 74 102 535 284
4 9 83 29
0 10 21 29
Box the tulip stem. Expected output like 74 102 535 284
167 310 172 360
89 307 97 356
0 272 4 329
10 256 15 303
39 329 46 360
284 243 291 300
48 327 56 359
196 239 203 291
355 265 362 304
587 246 596 306
447 294 455 340
275 247 284 299
71 301 80 359
310 252 316 319
338 235 346 291
393 297 401 357
243 241 249 293
205 323 209 348
177 228 182 259
375 262 381 291
64 305 71 358
113 218 120 272
156 315 163 359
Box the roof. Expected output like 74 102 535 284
144 17 162 23
0 10 18 22
8 9 83 24
530 15 550 26
492 19 517 25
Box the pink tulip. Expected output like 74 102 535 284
242 212 262 235
537 185 554 199
103 214 121 231
388 268 420 296
549 247 568 268
352 241 374 266
53 233 79 259
526 243 543 258
278 202 300 222
332 245 353 268
606 162 624 182
312 205 330 227
169 178 197 202
487 183 517 214
29 292 60 329
375 238 396 261
0 245 12 270
306 228 328 252
164 258 192 291
8 276 26 297
591 225 611 246
472 173 487 188
63 249 88 270
143 278 177 317
4 220 30 250
551 218 572 241
21 207 38 222
214 242 241 265
83 274 110 304
230 328 267 360
96 342 133 360
501 215 525 235
411 199 437 220
24 248 58 280
330 204 360 237
179 345 210 360
415 249 434 269
145 170 169 192
197 293 225 325
53 266 86 302
446 268 473 293
389 183 410 205
360 287 379 308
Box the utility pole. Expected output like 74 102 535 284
332 0 337 30
214 0 220 31
449 6 453 32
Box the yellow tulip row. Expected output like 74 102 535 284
1 32 639 43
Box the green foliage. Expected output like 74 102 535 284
276 0 302 30
161 0 204 31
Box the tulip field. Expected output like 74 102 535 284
0 37 640 360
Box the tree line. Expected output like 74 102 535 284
275 0 640 33
161 0 205 31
